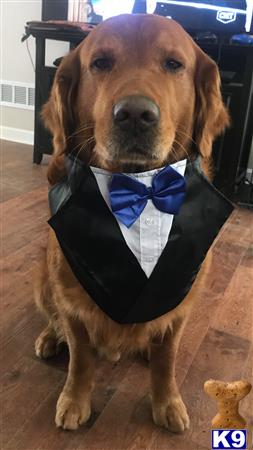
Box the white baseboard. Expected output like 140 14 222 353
246 168 253 181
0 126 34 145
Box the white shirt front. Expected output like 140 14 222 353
90 159 187 278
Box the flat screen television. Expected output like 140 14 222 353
87 0 253 35
42 0 253 36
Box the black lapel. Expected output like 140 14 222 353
49 162 234 324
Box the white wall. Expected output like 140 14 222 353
1 0 41 137
1 0 41 84
0 0 69 141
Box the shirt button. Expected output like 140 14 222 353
145 217 154 225
145 256 154 262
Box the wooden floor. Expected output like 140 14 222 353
1 140 253 450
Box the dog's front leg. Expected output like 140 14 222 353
55 315 94 430
150 318 190 433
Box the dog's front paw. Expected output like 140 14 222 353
152 395 190 433
55 392 91 430
35 328 59 359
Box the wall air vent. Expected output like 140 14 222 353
0 80 35 110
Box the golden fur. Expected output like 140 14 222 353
35 14 229 432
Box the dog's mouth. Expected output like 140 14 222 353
93 138 189 173
105 146 161 173
100 130 162 172
113 157 159 173
93 123 179 173
93 138 175 173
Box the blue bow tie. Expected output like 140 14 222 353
109 165 186 228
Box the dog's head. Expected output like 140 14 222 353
43 14 229 181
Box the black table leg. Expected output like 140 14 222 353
33 151 43 164
33 37 45 165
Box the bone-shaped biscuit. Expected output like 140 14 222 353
204 379 252 429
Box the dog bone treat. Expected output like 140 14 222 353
204 379 252 429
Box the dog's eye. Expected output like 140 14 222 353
91 57 114 71
164 59 183 72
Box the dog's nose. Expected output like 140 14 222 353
113 95 160 131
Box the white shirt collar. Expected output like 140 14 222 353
90 159 187 185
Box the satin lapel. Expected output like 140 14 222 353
122 164 234 323
49 166 148 323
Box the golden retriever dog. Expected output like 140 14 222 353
34 14 229 432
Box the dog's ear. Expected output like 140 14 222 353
42 48 80 184
193 49 230 159
42 48 80 155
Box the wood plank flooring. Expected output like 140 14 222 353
1 140 252 450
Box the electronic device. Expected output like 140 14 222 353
87 0 253 35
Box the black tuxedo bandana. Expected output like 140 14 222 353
48 157 234 324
